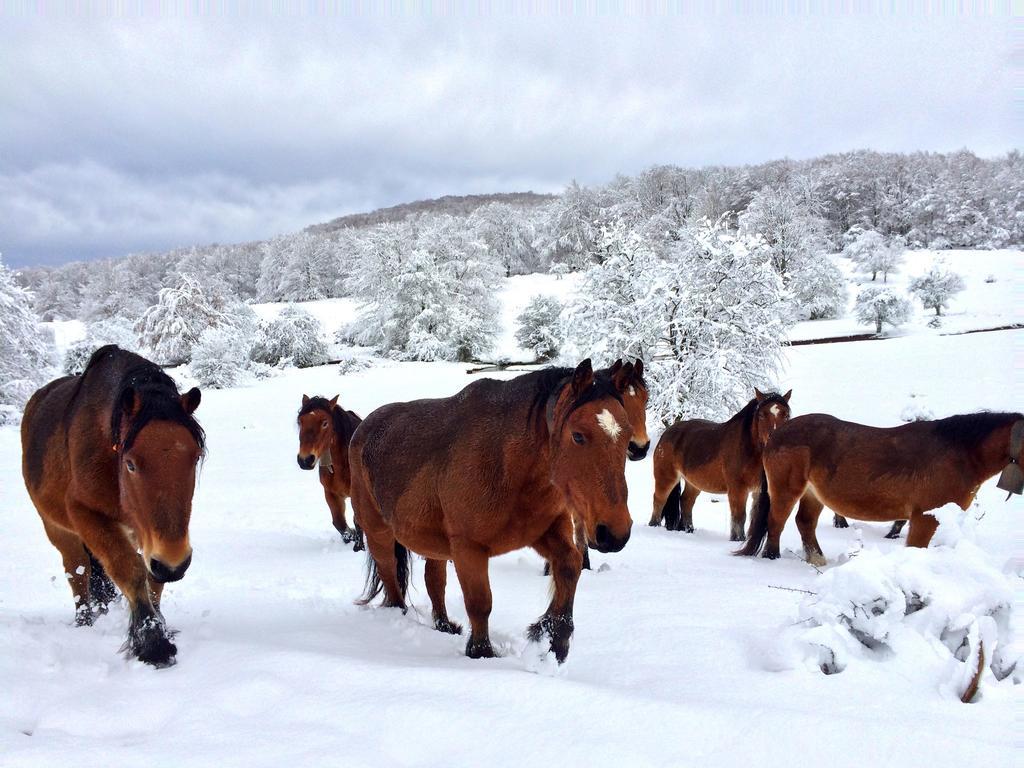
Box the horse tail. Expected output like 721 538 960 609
735 470 770 556
358 540 411 605
661 482 682 530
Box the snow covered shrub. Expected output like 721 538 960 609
984 274 996 284
515 295 563 361
907 259 966 316
190 326 250 388
845 230 904 282
566 219 791 424
791 504 1019 700
135 274 243 365
250 305 328 368
0 256 54 422
63 317 139 375
548 261 570 280
854 286 912 335
336 357 374 375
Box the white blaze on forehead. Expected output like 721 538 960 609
596 409 622 441
770 405 781 416
628 386 636 397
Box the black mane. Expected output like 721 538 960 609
733 392 790 434
298 396 359 445
81 346 206 455
932 411 1023 451
525 365 624 431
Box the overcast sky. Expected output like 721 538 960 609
0 8 1014 267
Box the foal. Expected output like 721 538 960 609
650 389 791 540
297 394 364 549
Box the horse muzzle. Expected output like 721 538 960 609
628 441 650 461
149 553 192 583
593 522 632 553
297 454 317 470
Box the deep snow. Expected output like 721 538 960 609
1 253 1021 768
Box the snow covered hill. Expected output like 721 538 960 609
1 251 1021 767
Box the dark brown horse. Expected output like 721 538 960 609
650 389 791 541
21 345 204 666
297 394 364 550
737 411 1024 564
348 359 633 663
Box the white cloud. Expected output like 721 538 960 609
0 11 1013 265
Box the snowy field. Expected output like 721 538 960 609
1 253 1021 767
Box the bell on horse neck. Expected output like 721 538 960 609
318 447 334 474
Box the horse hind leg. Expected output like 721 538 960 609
360 526 410 611
425 559 461 635
795 492 827 566
677 482 699 533
726 488 747 542
905 512 939 548
649 451 679 527
762 478 805 561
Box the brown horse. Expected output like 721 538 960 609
737 411 1024 564
548 358 648 574
649 389 792 541
21 345 204 666
348 359 633 663
297 394 364 550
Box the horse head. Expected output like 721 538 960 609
548 359 633 553
752 388 792 447
115 385 203 584
607 358 650 461
297 394 339 470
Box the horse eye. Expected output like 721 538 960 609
572 432 586 445
321 420 329 429
125 459 137 473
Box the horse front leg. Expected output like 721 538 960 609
451 541 494 658
67 502 176 667
425 558 462 635
530 514 583 664
726 488 747 541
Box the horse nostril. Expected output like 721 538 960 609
297 454 315 470
628 441 650 461
595 524 610 545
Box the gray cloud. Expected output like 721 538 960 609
0 11 1013 266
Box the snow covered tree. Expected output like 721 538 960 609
0 256 54 421
854 286 913 334
250 305 328 368
845 230 904 282
565 220 791 423
538 181 603 270
135 274 245 365
515 295 563 362
191 326 250 388
790 257 849 320
738 187 826 279
907 259 966 316
469 202 537 277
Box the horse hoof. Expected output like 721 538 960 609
351 540 366 552
729 534 745 543
435 618 463 635
466 638 495 659
648 520 661 528
129 618 178 667
833 517 849 529
762 549 781 561
682 525 695 534
884 532 901 540
74 606 95 627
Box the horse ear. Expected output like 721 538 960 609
302 394 310 406
120 387 140 418
609 359 623 376
783 389 792 403
754 388 765 402
571 358 594 397
329 395 339 408
611 361 632 393
181 387 201 415
633 358 643 379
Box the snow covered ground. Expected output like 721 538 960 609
2 254 1021 767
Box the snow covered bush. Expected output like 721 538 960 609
907 259 966 316
548 262 570 280
565 219 791 424
790 257 849 320
250 305 328 368
854 286 913 335
63 317 139 375
469 202 538 277
0 256 54 423
845 230 904 282
515 295 563 362
790 504 1019 701
135 274 247 366
190 326 251 388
